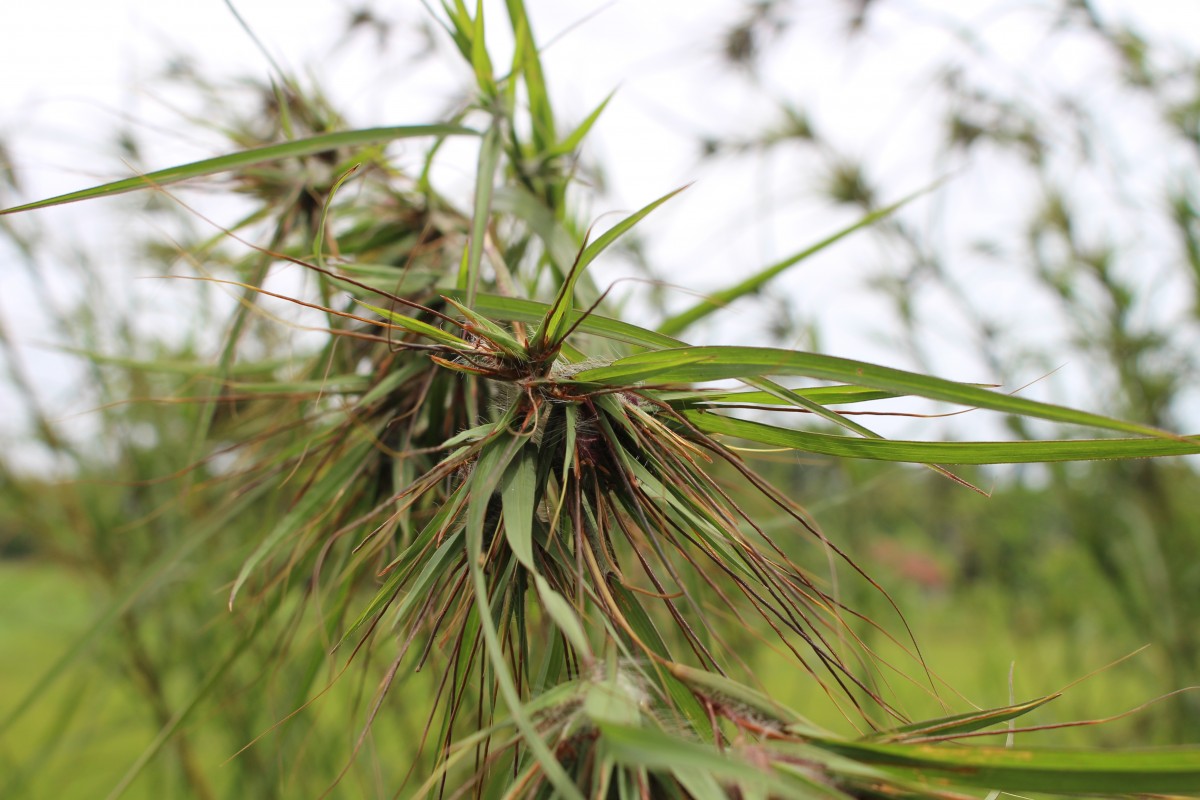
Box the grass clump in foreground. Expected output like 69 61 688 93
3 3 1200 797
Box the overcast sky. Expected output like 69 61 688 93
3 1 1199 463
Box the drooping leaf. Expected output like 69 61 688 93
500 448 538 570
464 433 583 800
535 575 591 657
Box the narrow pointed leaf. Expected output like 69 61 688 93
578 346 1175 437
339 488 469 647
444 290 686 350
54 349 293 376
470 0 496 98
443 295 527 358
354 299 471 346
666 662 830 739
311 163 363 266
0 125 477 214
439 0 472 57
687 412 1200 463
549 90 615 157
537 185 689 347
441 423 499 449
745 376 881 439
607 582 712 740
869 694 1061 742
506 0 556 150
811 739 1200 794
658 385 901 406
659 185 935 336
460 125 502 303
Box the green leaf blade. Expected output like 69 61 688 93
534 575 590 656
687 412 1200 464
536 185 690 348
0 125 478 215
869 694 1061 742
500 449 537 570
579 346 1176 438
658 185 936 337
549 90 615 157
354 299 470 346
814 740 1200 794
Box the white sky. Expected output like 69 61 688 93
2 1 1199 462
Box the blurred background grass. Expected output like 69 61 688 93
3 457 1193 798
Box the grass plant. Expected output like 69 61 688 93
2 2 1200 797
